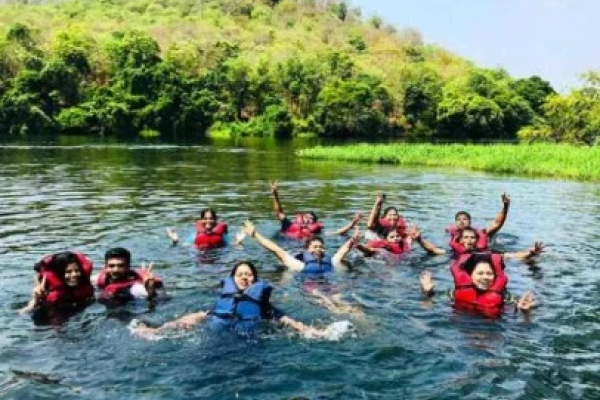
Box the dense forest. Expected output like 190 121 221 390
0 0 597 143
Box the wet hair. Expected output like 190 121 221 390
382 206 399 218
304 237 324 249
230 261 258 281
455 211 471 221
461 254 496 279
200 208 218 220
104 247 131 267
52 252 82 283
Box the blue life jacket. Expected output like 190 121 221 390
209 277 271 333
298 251 334 275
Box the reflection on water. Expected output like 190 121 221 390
0 137 598 399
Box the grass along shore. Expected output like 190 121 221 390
296 144 600 181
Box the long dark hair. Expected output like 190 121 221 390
52 252 85 285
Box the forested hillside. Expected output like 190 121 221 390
0 0 596 143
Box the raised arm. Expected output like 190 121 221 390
270 181 286 221
486 193 510 237
243 220 304 272
332 212 363 236
331 228 360 269
503 242 544 262
366 192 385 230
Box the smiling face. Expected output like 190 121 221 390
471 262 495 290
306 238 325 259
200 210 217 230
105 257 128 280
233 263 256 290
64 262 82 287
383 207 400 225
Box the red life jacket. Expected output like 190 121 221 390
378 217 407 237
284 214 323 239
451 253 507 318
97 268 163 298
194 222 228 249
366 239 411 255
35 252 94 304
446 225 489 254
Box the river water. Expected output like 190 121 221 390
0 137 598 400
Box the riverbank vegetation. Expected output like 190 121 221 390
0 0 597 145
297 144 600 181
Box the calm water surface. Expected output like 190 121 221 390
0 138 598 400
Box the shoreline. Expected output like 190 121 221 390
296 143 600 181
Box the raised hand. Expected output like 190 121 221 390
33 274 47 300
529 242 545 257
141 262 156 294
242 220 256 237
375 191 386 204
352 212 363 223
234 230 247 245
420 270 434 293
517 291 536 312
501 192 511 206
269 180 279 193
166 228 179 243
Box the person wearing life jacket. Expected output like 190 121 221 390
356 228 412 257
419 253 536 318
20 251 95 314
130 261 343 337
96 247 163 302
366 192 409 240
412 226 545 264
239 220 363 315
445 192 511 250
270 180 324 239
167 208 229 249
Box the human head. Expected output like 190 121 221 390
104 247 131 280
458 227 478 250
383 228 401 243
462 254 496 291
53 252 83 287
303 211 318 224
454 211 471 229
230 261 258 290
199 208 218 229
382 207 400 224
304 237 325 259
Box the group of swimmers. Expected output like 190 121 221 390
20 181 544 337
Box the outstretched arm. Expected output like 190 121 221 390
270 181 286 221
243 220 304 272
366 192 385 230
332 212 363 236
132 311 209 335
411 227 446 256
486 193 510 237
504 242 544 262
